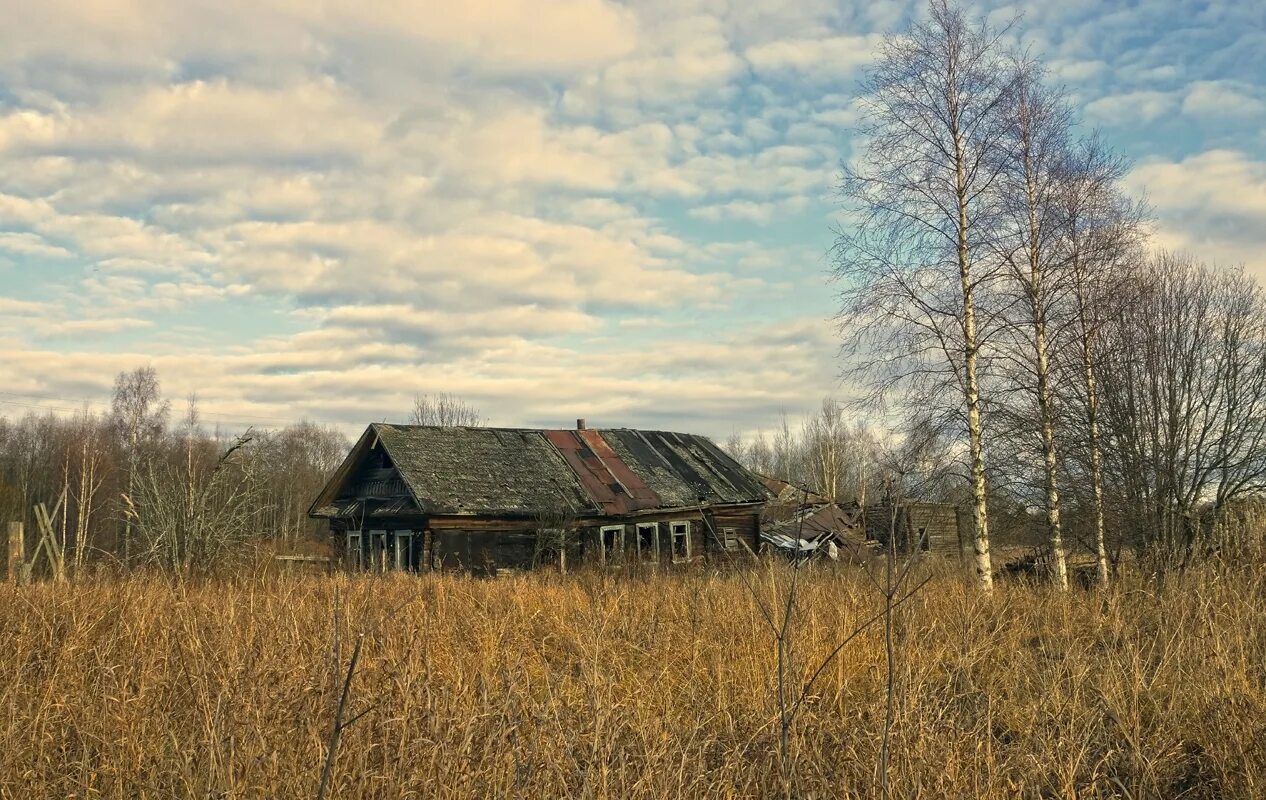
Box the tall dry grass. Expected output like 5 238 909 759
0 561 1263 798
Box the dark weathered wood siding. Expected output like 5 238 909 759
331 503 762 576
709 509 761 555
866 503 966 559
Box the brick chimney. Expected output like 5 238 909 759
577 418 587 430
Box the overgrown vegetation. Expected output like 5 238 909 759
0 368 350 574
1 554 1263 798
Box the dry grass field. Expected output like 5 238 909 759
1 561 1264 799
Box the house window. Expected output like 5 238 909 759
346 531 362 570
600 525 625 565
635 522 658 561
369 530 388 573
670 521 691 562
720 526 739 551
394 530 414 571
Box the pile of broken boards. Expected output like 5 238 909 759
759 498 875 564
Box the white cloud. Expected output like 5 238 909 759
560 13 745 117
0 232 73 259
38 317 154 336
0 298 53 315
1084 89 1179 125
689 196 810 224
745 34 878 76
1181 81 1266 118
0 79 384 165
0 0 638 78
1126 149 1266 276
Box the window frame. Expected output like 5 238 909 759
599 524 625 565
346 530 363 571
369 529 388 573
720 526 739 552
635 522 659 562
393 530 414 571
670 520 691 563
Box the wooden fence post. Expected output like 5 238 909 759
7 522 23 584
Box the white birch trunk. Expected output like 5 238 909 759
1073 253 1111 586
958 178 993 591
1082 315 1110 585
1033 315 1069 589
1023 136 1069 590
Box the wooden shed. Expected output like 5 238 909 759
864 502 969 559
309 423 771 575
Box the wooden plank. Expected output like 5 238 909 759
6 522 23 584
33 503 66 583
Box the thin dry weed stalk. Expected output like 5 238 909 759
0 565 1262 798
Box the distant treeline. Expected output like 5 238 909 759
0 367 348 573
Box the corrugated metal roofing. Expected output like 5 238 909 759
312 424 770 519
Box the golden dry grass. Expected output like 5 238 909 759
0 562 1264 799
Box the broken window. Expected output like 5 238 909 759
394 530 414 571
600 525 625 565
369 530 388 573
670 521 691 562
635 522 658 561
346 531 363 570
720 526 739 551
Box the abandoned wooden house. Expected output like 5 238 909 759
309 422 771 575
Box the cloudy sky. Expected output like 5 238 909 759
0 0 1263 437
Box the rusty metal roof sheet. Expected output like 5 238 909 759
311 424 770 519
596 429 770 508
543 430 660 514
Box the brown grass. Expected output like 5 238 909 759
1 562 1264 799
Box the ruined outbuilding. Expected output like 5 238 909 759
864 502 969 558
309 422 771 575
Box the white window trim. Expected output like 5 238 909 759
635 522 659 562
600 525 625 565
670 521 691 563
394 530 414 571
369 530 388 573
346 531 363 570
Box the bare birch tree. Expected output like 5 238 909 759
1054 136 1145 584
110 366 169 564
71 408 107 574
834 0 1015 592
992 56 1073 588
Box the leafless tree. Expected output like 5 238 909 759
70 408 107 574
409 393 485 427
1052 136 1146 584
533 506 579 573
110 366 170 563
834 0 1016 592
1097 254 1266 569
253 422 349 544
126 426 263 572
801 398 882 503
990 55 1074 588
